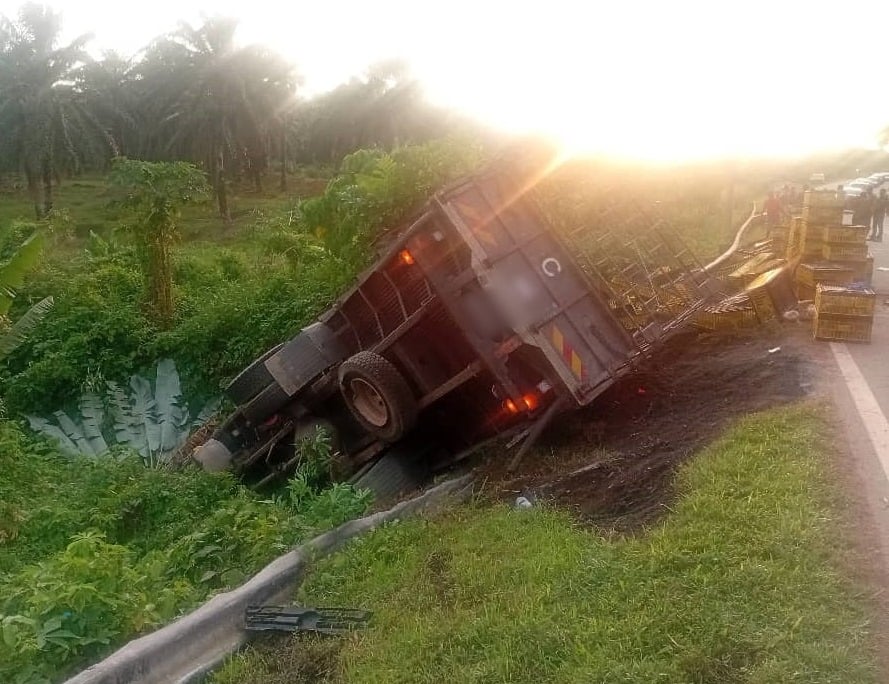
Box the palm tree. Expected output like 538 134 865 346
0 4 114 218
140 17 299 219
75 51 138 163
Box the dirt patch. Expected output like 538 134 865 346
476 325 816 530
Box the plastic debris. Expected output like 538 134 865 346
768 347 781 354
782 310 800 322
515 496 533 509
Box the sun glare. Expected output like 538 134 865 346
31 0 889 163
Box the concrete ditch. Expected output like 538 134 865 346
64 475 473 684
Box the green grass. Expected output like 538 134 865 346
0 419 370 683
0 172 329 249
213 403 877 684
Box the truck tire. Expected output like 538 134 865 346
352 449 427 502
338 351 417 442
226 343 284 405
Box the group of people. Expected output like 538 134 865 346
763 184 806 230
846 188 887 242
763 183 887 242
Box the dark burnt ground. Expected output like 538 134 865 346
474 325 815 531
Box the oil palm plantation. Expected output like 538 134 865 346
0 4 114 218
140 17 299 219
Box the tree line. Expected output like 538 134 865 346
0 3 460 220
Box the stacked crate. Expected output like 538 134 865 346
785 216 803 260
769 222 789 255
794 190 872 300
813 285 876 343
799 190 843 260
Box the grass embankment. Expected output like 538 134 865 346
214 404 877 684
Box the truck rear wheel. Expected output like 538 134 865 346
226 343 283 405
338 351 417 442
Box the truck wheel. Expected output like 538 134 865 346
352 448 427 502
226 343 283 405
338 351 417 442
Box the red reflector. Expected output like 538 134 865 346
504 398 519 414
399 249 415 265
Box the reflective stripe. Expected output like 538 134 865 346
551 325 585 380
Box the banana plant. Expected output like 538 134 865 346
27 359 221 468
0 232 54 362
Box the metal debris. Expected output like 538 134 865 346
245 606 372 635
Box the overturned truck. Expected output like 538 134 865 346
196 164 716 497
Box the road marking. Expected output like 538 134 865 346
831 342 889 481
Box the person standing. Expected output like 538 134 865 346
852 190 869 226
872 189 887 242
864 190 876 230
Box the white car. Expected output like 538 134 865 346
848 179 875 190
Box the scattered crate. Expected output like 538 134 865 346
695 293 758 331
815 284 876 317
796 262 854 287
747 266 797 314
747 286 777 322
822 224 869 244
822 242 869 261
727 253 784 286
813 313 873 342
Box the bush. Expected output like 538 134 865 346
0 419 370 683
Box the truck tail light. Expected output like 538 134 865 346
521 393 539 411
504 393 538 414
399 249 415 265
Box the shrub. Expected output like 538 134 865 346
0 419 370 683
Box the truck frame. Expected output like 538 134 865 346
196 163 714 496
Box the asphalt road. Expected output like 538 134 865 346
843 236 889 417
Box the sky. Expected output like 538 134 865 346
3 0 889 162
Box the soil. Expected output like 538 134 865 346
475 324 815 531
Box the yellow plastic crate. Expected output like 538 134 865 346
795 262 854 287
695 293 759 331
747 286 777 322
823 224 869 244
815 285 876 317
804 190 844 208
822 242 869 260
813 313 873 343
799 222 824 257
803 205 844 224
786 218 803 259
